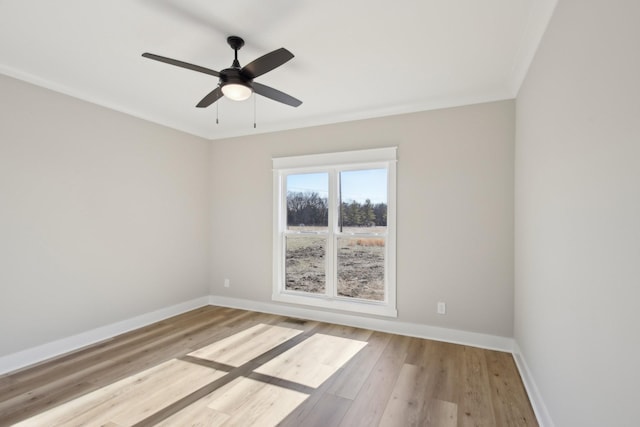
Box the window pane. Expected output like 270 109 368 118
337 237 385 301
285 235 326 294
339 169 387 233
286 173 328 231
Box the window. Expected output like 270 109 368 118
272 147 397 317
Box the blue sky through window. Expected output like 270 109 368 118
287 169 387 204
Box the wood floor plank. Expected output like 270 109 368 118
210 377 309 427
0 306 538 427
322 323 373 342
425 399 458 427
379 363 426 426
338 334 411 427
297 392 352 427
459 345 499 427
485 349 538 427
417 339 463 404
155 403 231 427
327 330 392 400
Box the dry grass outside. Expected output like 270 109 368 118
347 238 385 247
287 225 387 234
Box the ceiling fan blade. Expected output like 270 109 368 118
241 48 294 79
196 87 224 108
252 82 302 107
142 53 220 77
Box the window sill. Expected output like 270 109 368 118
272 291 398 318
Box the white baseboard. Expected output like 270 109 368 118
209 295 514 352
0 296 210 375
512 341 554 427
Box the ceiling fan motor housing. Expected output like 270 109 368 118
219 68 252 88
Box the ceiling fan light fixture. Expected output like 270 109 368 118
221 82 252 101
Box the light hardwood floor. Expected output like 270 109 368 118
0 306 537 426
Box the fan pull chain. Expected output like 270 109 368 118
216 102 219 124
253 94 257 129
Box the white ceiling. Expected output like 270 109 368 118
0 0 557 140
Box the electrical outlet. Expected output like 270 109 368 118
437 301 446 315
224 278 230 288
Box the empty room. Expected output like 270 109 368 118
1 1 638 426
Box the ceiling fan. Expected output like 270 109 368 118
142 36 302 108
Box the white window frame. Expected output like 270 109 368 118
272 147 397 317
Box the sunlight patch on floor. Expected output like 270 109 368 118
14 325 368 426
13 359 225 426
188 323 302 367
158 377 309 426
254 333 368 388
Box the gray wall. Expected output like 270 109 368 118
0 74 212 357
515 1 640 425
211 101 515 337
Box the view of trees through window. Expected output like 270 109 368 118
340 199 387 227
286 192 328 227
286 192 387 228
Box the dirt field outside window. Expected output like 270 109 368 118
285 227 385 301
